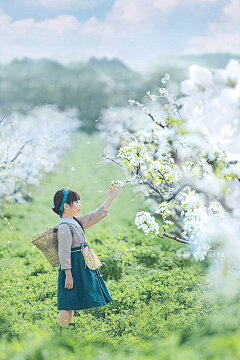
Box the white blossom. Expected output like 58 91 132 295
128 99 136 105
135 211 159 235
161 73 171 84
114 180 125 188
129 175 143 186
117 140 151 167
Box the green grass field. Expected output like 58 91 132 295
1 131 240 360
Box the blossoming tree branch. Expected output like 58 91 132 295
99 62 240 262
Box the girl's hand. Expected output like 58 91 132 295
65 275 73 289
108 184 119 199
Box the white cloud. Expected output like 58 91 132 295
224 0 240 18
107 0 219 25
185 0 240 54
0 0 224 70
152 0 217 11
18 0 109 9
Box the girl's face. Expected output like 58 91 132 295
63 199 81 217
71 200 81 216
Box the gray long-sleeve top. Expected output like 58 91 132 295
57 204 108 270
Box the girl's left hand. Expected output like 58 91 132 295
108 184 119 199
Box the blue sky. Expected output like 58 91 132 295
0 0 116 21
0 0 238 70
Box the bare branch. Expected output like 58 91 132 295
226 160 238 165
170 150 185 173
156 231 195 245
138 169 164 199
169 228 192 243
100 154 129 171
128 169 189 204
148 113 165 128
0 116 5 125
173 98 182 120
163 181 189 202
10 139 33 164
157 169 170 187
171 211 185 231
0 139 33 170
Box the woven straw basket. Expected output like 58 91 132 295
31 226 60 267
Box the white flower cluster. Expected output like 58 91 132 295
155 201 173 229
193 241 211 261
208 200 234 224
146 91 158 101
181 201 223 260
155 201 171 217
111 175 144 189
129 175 143 186
147 158 183 184
158 88 169 98
171 127 227 180
179 60 240 158
117 140 151 167
128 99 136 105
159 87 176 105
180 191 237 260
164 219 174 228
113 180 125 188
179 195 213 260
135 211 159 235
146 74 171 102
100 151 114 163
182 202 208 236
161 73 171 84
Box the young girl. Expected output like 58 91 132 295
51 185 119 330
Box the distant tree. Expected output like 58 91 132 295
0 105 81 227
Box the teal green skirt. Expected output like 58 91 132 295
57 246 113 310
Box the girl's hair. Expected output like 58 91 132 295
52 188 80 217
52 187 85 234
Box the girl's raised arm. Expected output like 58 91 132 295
75 204 108 230
75 185 118 230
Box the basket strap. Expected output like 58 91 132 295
60 222 74 237
58 222 89 268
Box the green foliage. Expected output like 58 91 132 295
99 246 123 282
135 246 160 267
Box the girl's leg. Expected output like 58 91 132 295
59 310 70 327
69 310 74 323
